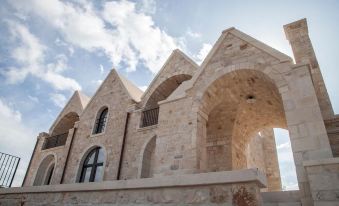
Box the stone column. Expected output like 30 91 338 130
284 18 334 120
262 129 282 191
196 109 208 172
54 126 77 184
246 129 282 192
281 64 333 205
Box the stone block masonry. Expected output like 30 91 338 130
1 18 339 205
0 169 266 205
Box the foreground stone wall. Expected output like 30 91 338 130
0 169 266 206
304 158 339 204
261 190 301 206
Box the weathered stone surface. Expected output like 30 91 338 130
1 170 265 205
9 18 339 205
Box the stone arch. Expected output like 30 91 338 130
138 135 156 178
75 144 107 183
195 68 295 191
141 74 192 127
50 112 79 136
33 154 56 186
144 74 192 110
191 63 291 101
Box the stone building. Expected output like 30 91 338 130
1 18 339 205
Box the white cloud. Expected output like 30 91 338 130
0 98 36 186
55 38 74 56
99 64 104 74
47 54 68 73
54 37 68 47
139 0 156 14
68 46 74 56
28 95 39 103
274 128 299 191
186 28 201 38
9 0 180 74
277 141 291 150
0 99 22 122
91 79 103 87
283 183 299 191
102 0 179 73
194 43 212 65
2 21 81 92
50 93 67 108
138 85 148 92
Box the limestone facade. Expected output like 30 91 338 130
1 18 339 205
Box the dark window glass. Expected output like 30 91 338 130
94 108 108 134
79 147 104 183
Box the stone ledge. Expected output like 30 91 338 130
261 190 300 203
40 144 66 152
303 157 339 167
137 124 157 132
0 168 266 194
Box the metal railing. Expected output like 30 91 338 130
0 152 20 188
42 133 68 150
141 107 159 128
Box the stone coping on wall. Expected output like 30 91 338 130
0 168 266 194
137 124 157 132
261 190 301 203
303 157 339 167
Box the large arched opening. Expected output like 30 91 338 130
141 74 192 127
198 69 297 191
51 112 80 136
43 112 79 150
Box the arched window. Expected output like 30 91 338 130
93 108 108 134
79 147 104 183
33 155 55 186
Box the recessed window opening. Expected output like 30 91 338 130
79 147 104 183
93 108 108 134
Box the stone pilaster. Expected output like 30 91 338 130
284 19 334 120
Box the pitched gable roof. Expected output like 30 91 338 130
81 69 143 115
229 28 292 62
200 27 292 70
49 90 87 134
140 49 199 101
117 72 143 102
188 27 292 85
77 91 90 108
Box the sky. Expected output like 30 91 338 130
0 0 338 188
